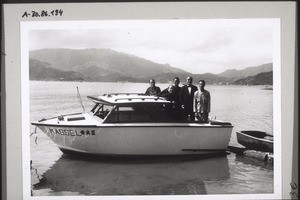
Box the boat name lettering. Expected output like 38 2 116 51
49 128 96 136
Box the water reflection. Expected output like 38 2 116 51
235 154 273 170
33 154 230 195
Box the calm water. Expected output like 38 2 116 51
30 81 274 196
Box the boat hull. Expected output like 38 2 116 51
36 124 233 156
236 131 273 153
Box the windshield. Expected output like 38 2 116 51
91 103 114 120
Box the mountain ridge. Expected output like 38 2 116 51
30 48 187 78
29 48 273 85
218 63 273 79
232 71 273 85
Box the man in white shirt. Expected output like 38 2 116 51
193 80 211 123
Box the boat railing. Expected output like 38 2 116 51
104 93 145 96
114 97 166 102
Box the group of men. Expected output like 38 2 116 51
145 77 211 123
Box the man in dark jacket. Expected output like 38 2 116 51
181 76 198 121
173 77 182 98
159 85 181 105
159 85 182 121
145 79 161 96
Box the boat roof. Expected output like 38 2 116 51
88 93 171 105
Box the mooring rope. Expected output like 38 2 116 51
30 126 38 137
30 126 39 145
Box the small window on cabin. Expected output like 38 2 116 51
143 104 173 122
131 106 151 122
118 107 134 122
104 106 134 123
119 107 134 111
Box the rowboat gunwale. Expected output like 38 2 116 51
236 130 273 153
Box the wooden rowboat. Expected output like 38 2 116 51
236 130 273 153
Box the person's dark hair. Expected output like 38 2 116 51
199 80 206 86
174 77 180 81
149 79 155 83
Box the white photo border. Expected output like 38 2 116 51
2 2 297 200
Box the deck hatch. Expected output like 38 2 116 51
67 117 85 121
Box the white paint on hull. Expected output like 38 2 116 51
37 125 232 156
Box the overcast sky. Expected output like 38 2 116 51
28 19 276 74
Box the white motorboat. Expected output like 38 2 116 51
31 93 233 156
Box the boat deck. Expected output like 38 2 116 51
33 112 232 128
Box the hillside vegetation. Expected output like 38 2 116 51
232 71 273 85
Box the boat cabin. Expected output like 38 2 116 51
88 93 182 123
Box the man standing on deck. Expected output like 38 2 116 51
173 77 182 98
145 79 161 96
159 85 182 121
194 80 211 123
173 77 183 118
181 76 198 121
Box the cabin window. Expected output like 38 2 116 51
103 104 173 123
118 107 134 111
